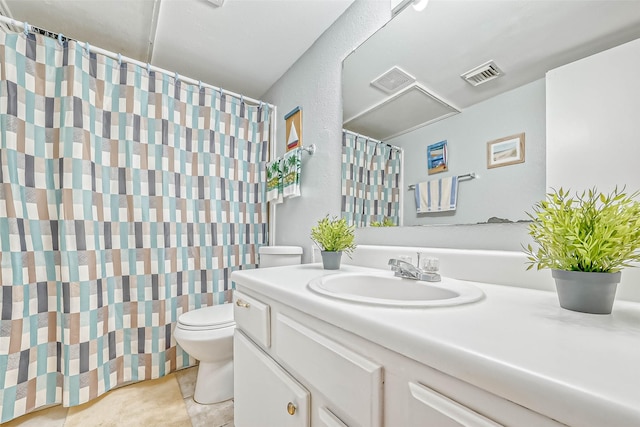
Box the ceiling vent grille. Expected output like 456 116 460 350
461 61 504 86
371 66 416 94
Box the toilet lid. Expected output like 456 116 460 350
178 303 235 329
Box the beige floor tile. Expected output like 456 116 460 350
175 366 198 399
1 404 68 427
184 397 234 427
64 374 191 427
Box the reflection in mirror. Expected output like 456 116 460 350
342 0 640 227
340 130 402 227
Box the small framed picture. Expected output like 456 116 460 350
487 133 525 169
427 140 448 175
284 106 302 152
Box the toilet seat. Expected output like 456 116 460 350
177 303 235 331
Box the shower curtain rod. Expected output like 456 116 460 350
343 129 402 151
0 15 275 109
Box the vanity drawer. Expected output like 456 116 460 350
274 313 383 427
408 382 502 427
233 290 271 348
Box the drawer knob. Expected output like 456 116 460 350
287 402 297 415
236 299 250 308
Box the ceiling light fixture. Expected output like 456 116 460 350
413 0 429 12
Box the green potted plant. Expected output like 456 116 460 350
310 215 357 270
524 187 640 314
370 217 397 227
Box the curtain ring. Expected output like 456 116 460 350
57 33 64 45
117 53 122 67
240 95 244 104
259 101 263 109
84 42 90 55
198 80 202 90
23 22 31 36
174 71 179 82
146 63 151 74
218 87 223 99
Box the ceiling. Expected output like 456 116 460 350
1 0 356 99
343 0 640 141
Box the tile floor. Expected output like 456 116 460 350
1 367 234 427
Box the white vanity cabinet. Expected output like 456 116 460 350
233 290 383 427
233 286 569 427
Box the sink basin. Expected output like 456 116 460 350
308 272 484 307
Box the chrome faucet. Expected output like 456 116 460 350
388 257 441 282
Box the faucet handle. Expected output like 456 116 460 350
421 257 440 273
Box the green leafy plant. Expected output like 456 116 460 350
310 215 356 255
524 187 640 273
371 217 396 227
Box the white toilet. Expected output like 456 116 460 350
173 246 302 404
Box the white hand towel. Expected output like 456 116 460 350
414 176 458 213
266 158 283 204
282 148 302 199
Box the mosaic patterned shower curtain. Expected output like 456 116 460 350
0 29 269 422
341 131 401 227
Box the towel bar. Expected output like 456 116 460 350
408 172 476 190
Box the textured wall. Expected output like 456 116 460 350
262 0 392 262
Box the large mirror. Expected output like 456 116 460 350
342 0 640 227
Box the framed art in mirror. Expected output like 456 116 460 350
486 133 525 169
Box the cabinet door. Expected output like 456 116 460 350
408 382 503 427
234 330 310 427
318 407 350 427
275 313 383 427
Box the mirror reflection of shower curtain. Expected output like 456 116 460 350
341 131 401 227
0 29 270 422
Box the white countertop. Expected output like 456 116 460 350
231 264 640 427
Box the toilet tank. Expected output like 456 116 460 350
258 246 303 268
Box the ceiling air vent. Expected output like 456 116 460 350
461 60 504 86
371 66 416 94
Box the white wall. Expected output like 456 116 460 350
392 79 546 225
546 37 640 194
262 0 392 263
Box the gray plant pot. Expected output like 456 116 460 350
321 251 343 270
552 269 621 314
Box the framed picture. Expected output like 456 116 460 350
487 133 525 169
284 106 302 152
427 140 448 175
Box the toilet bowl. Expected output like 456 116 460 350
174 303 235 404
174 245 302 404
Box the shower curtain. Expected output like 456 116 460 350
0 29 269 422
341 131 401 227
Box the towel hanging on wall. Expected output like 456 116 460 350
414 176 459 213
266 158 283 204
282 148 302 198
